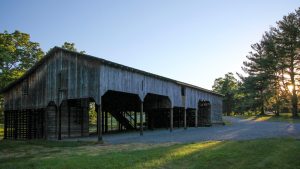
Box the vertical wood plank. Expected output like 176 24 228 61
170 108 173 132
184 108 187 130
4 111 7 139
140 102 143 136
195 108 198 127
58 105 62 140
97 104 102 142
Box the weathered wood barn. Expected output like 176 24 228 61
1 47 223 140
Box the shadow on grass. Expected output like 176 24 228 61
1 138 300 169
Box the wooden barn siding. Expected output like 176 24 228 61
186 87 223 123
99 65 183 106
3 50 223 123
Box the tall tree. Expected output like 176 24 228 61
274 10 300 118
241 8 300 117
212 72 239 115
242 39 273 115
61 42 85 54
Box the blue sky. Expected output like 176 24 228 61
1 0 299 89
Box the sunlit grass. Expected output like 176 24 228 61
0 138 300 169
254 116 272 122
234 113 300 123
130 141 221 168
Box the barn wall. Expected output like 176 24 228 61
186 88 223 123
3 49 223 125
100 65 183 106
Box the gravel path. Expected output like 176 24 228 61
66 117 300 144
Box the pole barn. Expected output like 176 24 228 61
1 47 223 140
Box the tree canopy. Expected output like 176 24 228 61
212 72 239 115
0 30 44 89
61 42 85 54
213 7 300 118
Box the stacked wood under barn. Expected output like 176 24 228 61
4 109 44 140
198 101 211 126
173 107 184 128
186 109 196 127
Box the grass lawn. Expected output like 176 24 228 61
0 138 300 169
233 113 300 123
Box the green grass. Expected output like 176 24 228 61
0 138 300 169
233 113 300 123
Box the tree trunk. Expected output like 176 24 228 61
259 89 265 115
275 85 280 117
290 60 298 118
291 92 298 118
260 105 265 115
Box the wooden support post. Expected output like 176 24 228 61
170 108 173 132
28 110 32 139
58 105 62 140
140 102 143 136
68 101 71 138
110 113 113 131
14 111 17 139
134 111 137 129
4 111 7 139
105 111 108 133
184 108 187 130
97 104 102 142
81 107 84 137
195 109 198 127
44 108 48 140
101 110 104 133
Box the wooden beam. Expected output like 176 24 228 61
97 104 103 142
44 108 48 139
58 105 62 140
111 113 113 131
101 109 104 133
134 111 137 129
4 111 7 139
68 101 70 138
81 106 84 137
170 108 173 132
140 102 143 136
14 111 18 139
105 111 108 133
195 108 198 127
184 108 187 130
28 110 32 139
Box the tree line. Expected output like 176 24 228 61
213 7 300 118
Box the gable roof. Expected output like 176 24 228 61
0 47 223 97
